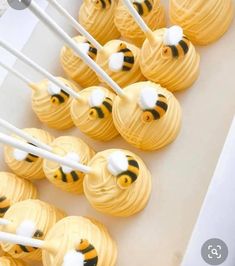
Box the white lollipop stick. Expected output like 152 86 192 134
0 218 10 226
0 118 52 152
0 40 80 100
122 0 151 35
0 61 34 88
46 0 102 51
0 132 92 174
25 0 125 98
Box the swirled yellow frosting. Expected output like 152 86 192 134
0 172 37 217
70 86 119 141
113 81 182 150
43 136 95 194
78 0 120 45
140 28 200 92
96 40 145 87
42 216 117 266
170 0 234 45
1 199 65 261
114 0 166 47
0 256 28 266
31 77 79 130
4 128 54 180
60 35 99 87
83 149 152 217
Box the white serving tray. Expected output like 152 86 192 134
0 1 235 265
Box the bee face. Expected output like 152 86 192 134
142 111 155 123
88 97 113 120
50 90 70 106
117 175 133 189
133 0 153 17
161 46 172 59
89 108 99 120
119 42 127 51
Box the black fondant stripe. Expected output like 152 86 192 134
133 2 143 15
62 90 69 97
34 230 43 238
158 94 166 98
25 158 33 163
81 245 94 254
124 56 134 64
71 171 79 182
28 153 39 158
145 0 153 11
0 206 9 213
179 40 189 54
118 170 138 181
89 47 97 55
149 109 160 120
60 169 67 183
0 196 6 202
19 245 30 253
84 257 98 266
128 159 139 169
170 45 179 58
122 65 132 71
156 101 168 111
119 48 129 53
52 94 65 103
100 0 106 8
93 107 104 118
103 101 112 113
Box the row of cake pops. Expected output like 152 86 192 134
0 0 188 151
0 195 117 265
0 120 151 217
78 0 234 46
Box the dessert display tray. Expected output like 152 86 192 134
0 0 235 265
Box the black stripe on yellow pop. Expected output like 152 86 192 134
89 97 113 120
142 94 168 123
24 142 39 163
162 36 190 59
117 155 139 189
0 196 10 217
117 43 135 71
50 90 70 106
94 0 111 9
86 41 98 60
14 230 43 255
133 0 153 17
75 239 98 266
53 167 84 183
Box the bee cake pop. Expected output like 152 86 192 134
96 40 145 87
0 199 65 261
83 149 152 216
0 256 28 266
114 0 166 47
0 216 117 266
60 35 99 87
0 41 81 130
43 136 95 194
70 86 119 141
0 172 37 217
170 0 234 45
4 128 54 180
78 0 120 45
23 1 182 150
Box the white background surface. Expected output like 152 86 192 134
0 1 235 266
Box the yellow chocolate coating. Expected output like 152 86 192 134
114 0 166 47
1 199 65 261
4 128 54 180
78 0 120 45
0 172 37 217
70 86 119 141
140 29 200 92
43 136 95 194
60 36 99 87
113 81 182 150
31 77 79 130
83 149 152 217
96 40 145 87
42 216 117 266
0 256 28 266
170 0 234 45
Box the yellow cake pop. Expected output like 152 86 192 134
60 35 99 87
0 199 65 261
0 172 37 217
140 26 200 91
170 0 234 45
43 136 95 194
113 81 182 150
83 149 152 216
78 0 120 45
4 128 54 180
31 77 80 130
70 86 119 141
0 256 28 266
96 40 145 87
114 0 166 46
